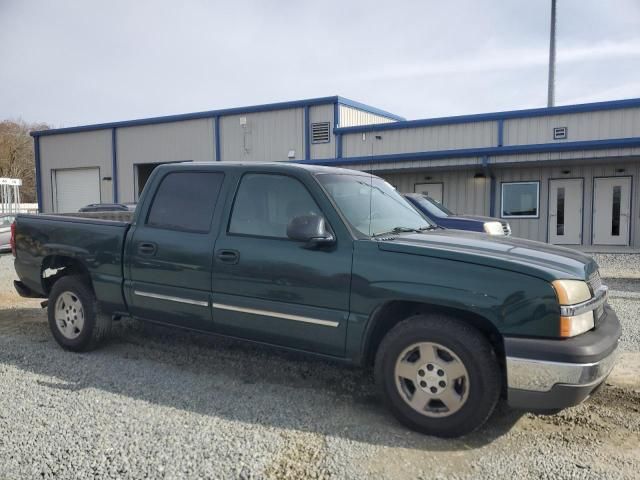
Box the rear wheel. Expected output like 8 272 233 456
375 314 501 437
48 276 112 351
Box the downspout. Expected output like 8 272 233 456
482 156 496 217
33 135 42 213
111 128 118 202
304 105 310 161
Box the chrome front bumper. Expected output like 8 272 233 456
506 346 618 392
504 304 621 411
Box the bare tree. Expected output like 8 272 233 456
0 120 50 202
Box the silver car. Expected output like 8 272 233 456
0 214 16 252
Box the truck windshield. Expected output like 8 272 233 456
316 173 434 237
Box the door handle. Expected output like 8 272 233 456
216 249 240 264
137 242 157 256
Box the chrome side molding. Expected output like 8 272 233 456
211 302 339 327
133 290 209 307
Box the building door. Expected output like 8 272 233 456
414 182 443 203
53 168 100 213
593 176 632 246
548 178 583 245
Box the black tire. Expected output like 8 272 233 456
374 314 501 438
47 275 112 352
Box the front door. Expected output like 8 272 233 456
549 178 583 245
593 176 632 246
212 172 352 356
414 182 443 203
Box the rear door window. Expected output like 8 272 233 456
146 172 224 232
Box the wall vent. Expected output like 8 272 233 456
553 126 568 140
311 122 330 144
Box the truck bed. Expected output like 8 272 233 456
13 213 131 312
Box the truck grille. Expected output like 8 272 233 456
588 271 602 293
588 271 605 324
500 221 511 236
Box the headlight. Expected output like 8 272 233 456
552 279 591 304
552 280 594 337
483 221 504 235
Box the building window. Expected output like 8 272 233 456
501 182 539 218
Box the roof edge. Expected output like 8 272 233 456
298 136 640 166
30 96 342 137
31 95 407 137
334 97 640 134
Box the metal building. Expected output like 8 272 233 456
31 96 640 250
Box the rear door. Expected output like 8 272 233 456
211 171 353 356
125 169 225 330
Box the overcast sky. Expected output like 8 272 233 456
1 0 639 127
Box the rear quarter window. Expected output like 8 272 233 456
146 172 224 233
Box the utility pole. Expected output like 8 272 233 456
547 0 557 107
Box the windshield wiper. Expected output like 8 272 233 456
373 226 433 237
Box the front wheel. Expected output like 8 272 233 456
47 276 112 352
375 314 501 437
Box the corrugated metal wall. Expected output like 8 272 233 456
309 104 335 160
219 108 304 163
338 105 395 127
491 160 640 247
380 170 491 216
503 107 640 145
39 130 113 212
341 121 496 157
115 118 215 202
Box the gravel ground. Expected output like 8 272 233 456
0 253 639 479
591 253 640 279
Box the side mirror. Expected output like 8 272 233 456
286 215 335 249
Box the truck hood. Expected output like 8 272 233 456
377 230 597 281
448 214 502 223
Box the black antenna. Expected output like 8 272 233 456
369 134 374 236
368 134 383 236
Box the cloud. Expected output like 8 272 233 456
345 40 640 81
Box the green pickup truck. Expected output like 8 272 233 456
12 162 620 437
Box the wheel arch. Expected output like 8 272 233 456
41 255 94 296
362 300 505 368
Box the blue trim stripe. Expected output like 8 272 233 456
304 105 310 161
298 136 640 167
29 95 403 138
111 128 118 202
333 102 341 158
33 136 42 212
214 116 221 161
334 97 640 134
489 176 496 217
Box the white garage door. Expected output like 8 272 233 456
54 168 101 213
